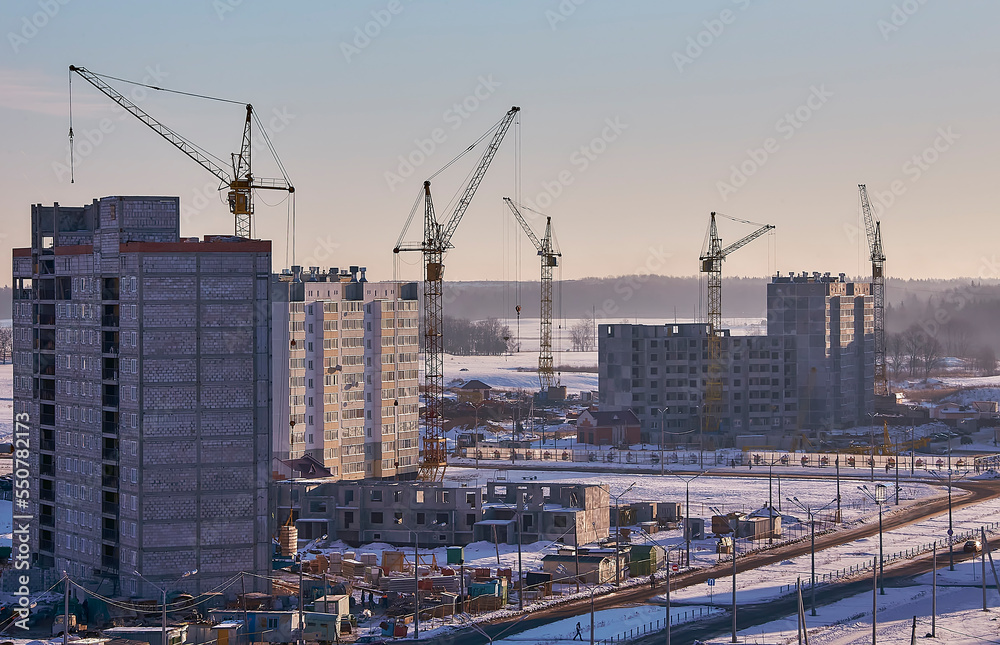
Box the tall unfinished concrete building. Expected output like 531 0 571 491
271 266 420 481
13 196 271 597
599 272 874 440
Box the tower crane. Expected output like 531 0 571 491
699 213 774 453
69 65 293 239
395 106 520 481
503 198 562 391
859 184 889 399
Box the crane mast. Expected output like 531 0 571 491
69 65 293 238
699 213 774 453
396 106 520 481
503 198 561 391
859 184 889 398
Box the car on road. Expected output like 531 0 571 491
964 539 983 553
355 636 388 645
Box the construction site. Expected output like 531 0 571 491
8 7 1000 643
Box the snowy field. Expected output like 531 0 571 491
707 559 1000 644
444 351 598 393
446 466 938 523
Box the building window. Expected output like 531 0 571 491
416 512 425 525
371 490 382 502
370 512 383 524
436 513 449 525
554 515 567 528
466 513 476 526
416 491 424 504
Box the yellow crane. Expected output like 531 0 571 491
859 184 889 400
699 212 774 448
69 65 293 238
395 107 520 481
503 198 561 391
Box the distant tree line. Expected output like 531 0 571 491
887 283 1000 377
442 317 512 356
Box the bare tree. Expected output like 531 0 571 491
975 345 997 376
0 327 11 364
920 334 944 378
886 332 905 378
569 314 595 352
943 319 975 358
901 326 923 377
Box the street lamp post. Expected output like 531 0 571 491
556 565 600 645
710 506 739 643
868 413 877 482
788 496 838 616
670 471 709 568
659 407 668 476
859 484 888 595
835 456 842 523
396 518 441 638
134 568 197 645
633 527 682 645
930 467 969 572
606 482 636 586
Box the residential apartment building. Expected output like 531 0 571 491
599 272 873 439
767 272 874 428
271 266 420 481
13 196 271 596
600 323 795 438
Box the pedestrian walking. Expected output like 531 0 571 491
573 622 583 640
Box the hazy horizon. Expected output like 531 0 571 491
3 2 999 288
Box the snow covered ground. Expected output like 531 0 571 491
706 558 1000 644
489 603 722 644
444 351 598 394
663 489 1000 608
446 466 937 524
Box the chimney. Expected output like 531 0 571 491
359 267 368 283
349 266 359 283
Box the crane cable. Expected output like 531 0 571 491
68 67 75 183
394 110 512 249
81 68 244 105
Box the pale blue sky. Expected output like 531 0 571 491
2 1 997 288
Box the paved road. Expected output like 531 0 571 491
434 479 1000 645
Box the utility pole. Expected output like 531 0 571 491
241 573 250 643
731 520 738 643
872 555 878 644
517 495 525 610
835 456 842 523
932 545 937 638
298 555 304 645
63 572 70 645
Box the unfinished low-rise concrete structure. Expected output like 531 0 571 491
296 480 483 547
475 482 609 546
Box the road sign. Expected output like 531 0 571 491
948 529 954 536
707 578 716 586
672 563 679 572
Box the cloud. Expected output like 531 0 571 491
0 68 108 118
